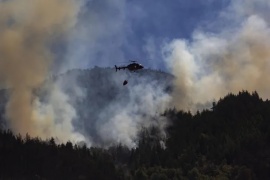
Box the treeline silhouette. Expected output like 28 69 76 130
0 91 270 179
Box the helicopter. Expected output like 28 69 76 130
115 61 144 72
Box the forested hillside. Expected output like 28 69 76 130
0 91 270 179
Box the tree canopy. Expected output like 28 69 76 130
0 91 270 179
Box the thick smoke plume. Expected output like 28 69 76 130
163 1 270 111
0 0 85 142
58 69 172 148
98 73 171 147
5 0 269 148
61 0 173 148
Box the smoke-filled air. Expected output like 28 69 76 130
163 0 270 112
0 0 85 143
0 0 171 147
1 0 270 147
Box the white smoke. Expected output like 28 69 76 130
162 0 270 112
59 0 172 148
0 0 87 144
34 81 87 144
0 0 173 148
97 77 171 147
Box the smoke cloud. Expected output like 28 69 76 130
5 0 269 148
163 0 270 111
0 0 85 142
58 0 172 148
97 74 171 147
58 69 172 148
0 0 171 148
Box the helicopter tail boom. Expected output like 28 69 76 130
115 65 126 71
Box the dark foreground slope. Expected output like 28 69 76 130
0 131 120 180
0 91 270 179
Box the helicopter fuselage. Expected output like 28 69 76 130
115 63 144 72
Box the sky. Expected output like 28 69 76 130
64 0 230 72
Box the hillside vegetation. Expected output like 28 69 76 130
0 90 270 179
